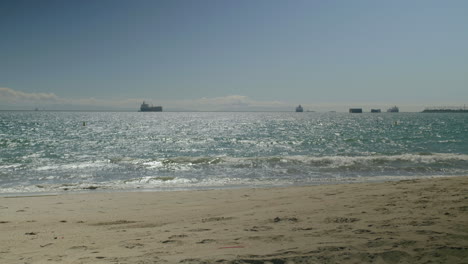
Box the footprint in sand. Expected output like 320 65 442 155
91 220 137 226
201 216 235 223
168 234 188 239
120 242 145 249
291 227 313 231
245 226 273 232
325 217 360 224
69 246 89 250
197 239 216 244
353 229 374 234
161 240 180 244
188 228 211 232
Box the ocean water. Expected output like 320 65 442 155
1 111 467 194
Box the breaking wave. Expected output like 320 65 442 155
108 153 468 175
2 153 467 195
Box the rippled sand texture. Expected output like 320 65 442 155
1 176 467 263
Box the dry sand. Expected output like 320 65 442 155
1 176 467 264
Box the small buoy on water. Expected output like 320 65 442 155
83 122 86 126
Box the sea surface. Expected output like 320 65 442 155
1 111 467 194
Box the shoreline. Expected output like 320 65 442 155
1 176 467 263
1 174 464 198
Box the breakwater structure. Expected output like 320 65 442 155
422 105 468 113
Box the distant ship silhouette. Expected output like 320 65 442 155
140 101 162 112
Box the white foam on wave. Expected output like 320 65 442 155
123 176 192 185
111 157 194 171
104 153 468 172
35 160 110 171
3 153 468 195
0 174 464 196
142 161 164 169
0 164 22 170
272 153 468 168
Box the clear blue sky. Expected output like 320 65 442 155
1 0 467 111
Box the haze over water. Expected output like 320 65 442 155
1 111 467 194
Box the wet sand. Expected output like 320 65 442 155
1 176 467 263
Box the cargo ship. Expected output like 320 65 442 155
140 101 162 112
349 108 363 113
295 105 303 112
387 106 399 113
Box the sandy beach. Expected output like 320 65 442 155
1 176 467 264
